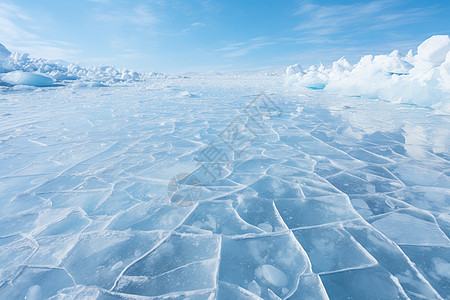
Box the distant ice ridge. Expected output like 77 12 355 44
286 35 450 112
0 43 165 87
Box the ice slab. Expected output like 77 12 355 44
0 237 37 284
219 233 310 299
182 201 263 235
293 225 377 274
107 203 192 231
236 196 288 233
287 274 329 300
400 245 450 299
345 221 443 299
370 212 450 246
275 195 361 228
63 230 164 289
0 267 75 299
320 266 409 300
349 194 409 218
217 281 263 299
114 233 220 297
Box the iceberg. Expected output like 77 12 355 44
286 35 450 111
0 43 11 73
1 70 55 87
0 43 165 87
0 43 11 61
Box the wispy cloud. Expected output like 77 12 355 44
0 3 39 43
295 0 435 37
85 0 110 3
280 0 440 66
0 2 80 60
191 22 206 28
94 3 159 30
217 37 276 58
182 22 206 33
294 0 436 37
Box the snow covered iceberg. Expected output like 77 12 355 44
0 42 164 87
286 35 450 111
0 43 11 73
1 70 55 87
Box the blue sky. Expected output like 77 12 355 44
0 0 449 73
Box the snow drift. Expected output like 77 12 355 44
0 43 164 87
286 35 450 111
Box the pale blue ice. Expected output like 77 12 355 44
0 76 449 299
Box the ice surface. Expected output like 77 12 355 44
0 267 75 299
345 220 444 299
219 233 310 298
288 274 328 300
286 35 450 112
400 245 450 298
293 225 377 274
320 265 409 300
114 233 220 296
0 74 449 299
63 230 165 289
370 212 450 246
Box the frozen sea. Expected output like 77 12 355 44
0 75 449 299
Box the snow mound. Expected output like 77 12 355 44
286 35 450 111
1 71 54 87
0 43 165 87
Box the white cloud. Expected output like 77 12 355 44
0 2 80 60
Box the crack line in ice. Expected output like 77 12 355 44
345 218 446 299
109 202 199 292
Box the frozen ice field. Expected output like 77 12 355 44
0 75 449 299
